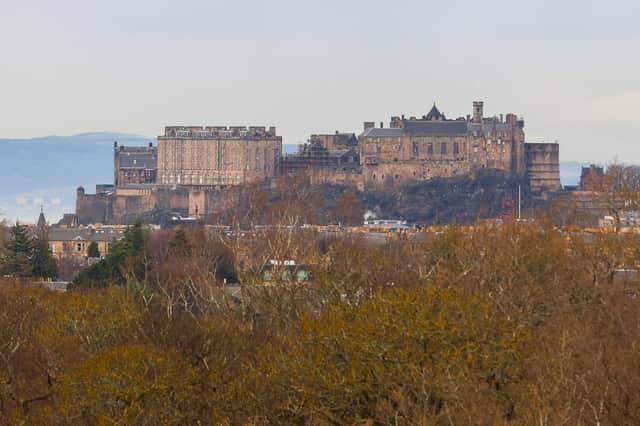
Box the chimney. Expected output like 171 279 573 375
114 141 118 148
364 121 375 131
380 122 384 128
148 142 153 147
472 101 484 124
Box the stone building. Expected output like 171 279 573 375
74 183 240 225
48 227 125 259
114 142 157 186
157 126 282 186
580 164 605 190
283 132 361 185
309 132 358 151
524 143 562 194
358 101 527 188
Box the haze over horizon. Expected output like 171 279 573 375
1 0 639 163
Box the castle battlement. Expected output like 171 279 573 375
163 125 277 139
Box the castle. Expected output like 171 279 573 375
73 101 561 225
284 101 560 193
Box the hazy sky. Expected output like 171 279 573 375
1 0 639 162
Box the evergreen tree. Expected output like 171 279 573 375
168 227 191 257
87 241 100 258
31 232 58 280
71 219 150 288
2 222 33 277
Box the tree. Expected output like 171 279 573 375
591 163 640 232
71 219 150 288
54 345 200 424
30 233 57 280
168 227 191 258
335 188 366 226
246 287 527 424
0 219 9 253
87 241 100 258
2 222 33 277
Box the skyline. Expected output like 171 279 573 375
1 0 639 163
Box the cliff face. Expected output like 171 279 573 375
76 170 533 226
361 169 531 224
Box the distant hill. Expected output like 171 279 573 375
0 132 151 223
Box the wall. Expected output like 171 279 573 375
157 126 282 186
524 143 561 193
75 185 241 225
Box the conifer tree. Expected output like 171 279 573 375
31 231 58 280
71 219 150 288
87 241 100 258
2 222 33 277
168 227 191 257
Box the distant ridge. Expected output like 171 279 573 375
0 132 152 144
0 132 152 223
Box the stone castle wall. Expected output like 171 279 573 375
75 185 240 225
524 143 561 193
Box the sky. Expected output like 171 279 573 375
0 0 639 162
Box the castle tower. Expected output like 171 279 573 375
472 101 484 123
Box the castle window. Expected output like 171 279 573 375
427 144 433 155
412 142 418 156
441 142 447 155
453 142 459 155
